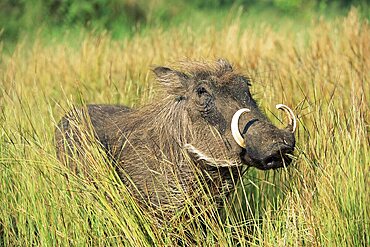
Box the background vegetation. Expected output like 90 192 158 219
1 0 369 46
0 0 369 246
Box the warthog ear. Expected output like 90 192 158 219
153 66 173 77
153 66 189 87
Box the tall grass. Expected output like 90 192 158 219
0 8 368 246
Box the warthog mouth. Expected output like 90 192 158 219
257 150 293 170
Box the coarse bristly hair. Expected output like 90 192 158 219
55 59 261 223
131 59 244 164
112 60 246 217
153 59 244 96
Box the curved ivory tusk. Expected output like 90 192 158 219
276 104 297 133
231 108 250 148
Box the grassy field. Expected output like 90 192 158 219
0 7 369 246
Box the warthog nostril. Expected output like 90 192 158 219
260 145 294 169
262 154 291 169
264 155 281 166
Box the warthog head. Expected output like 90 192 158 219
154 59 296 170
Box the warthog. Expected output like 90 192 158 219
55 59 296 220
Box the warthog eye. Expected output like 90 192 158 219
196 86 208 96
194 85 214 112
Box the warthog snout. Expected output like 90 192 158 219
231 104 296 169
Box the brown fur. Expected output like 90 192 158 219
55 59 295 221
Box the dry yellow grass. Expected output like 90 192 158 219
0 8 368 246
